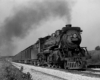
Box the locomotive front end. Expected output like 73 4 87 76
63 48 88 69
61 25 88 69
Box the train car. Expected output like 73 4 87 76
13 52 21 62
13 24 90 70
14 45 39 64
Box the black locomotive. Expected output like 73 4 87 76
13 24 90 69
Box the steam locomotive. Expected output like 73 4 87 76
13 24 90 69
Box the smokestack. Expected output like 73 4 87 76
66 24 72 27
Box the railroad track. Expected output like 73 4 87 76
25 63 100 76
12 62 100 76
39 66 100 78
12 62 100 80
13 62 100 74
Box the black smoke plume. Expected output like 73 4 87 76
0 0 72 56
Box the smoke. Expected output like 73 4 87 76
0 0 72 56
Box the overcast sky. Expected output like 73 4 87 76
0 0 100 56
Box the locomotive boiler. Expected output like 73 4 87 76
13 24 90 70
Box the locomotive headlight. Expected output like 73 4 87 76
71 33 78 42
73 34 77 38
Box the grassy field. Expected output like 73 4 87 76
0 59 32 80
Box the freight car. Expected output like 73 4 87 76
13 24 90 69
13 45 38 64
